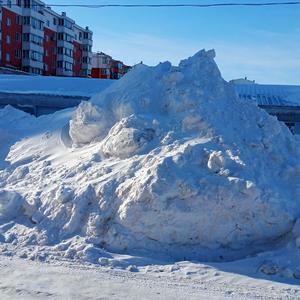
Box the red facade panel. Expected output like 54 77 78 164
1 8 22 69
91 68 100 78
91 68 111 79
73 41 82 77
43 27 57 76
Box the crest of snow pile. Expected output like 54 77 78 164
1 49 300 263
69 49 235 146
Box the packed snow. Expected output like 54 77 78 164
0 49 300 292
0 75 113 97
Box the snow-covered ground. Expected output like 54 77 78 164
0 75 113 97
0 50 300 298
1 255 300 300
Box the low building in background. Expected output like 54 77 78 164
91 52 131 80
0 0 93 77
232 79 300 135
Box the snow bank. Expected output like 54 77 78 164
0 50 300 263
0 106 35 169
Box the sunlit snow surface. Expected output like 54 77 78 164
0 50 300 285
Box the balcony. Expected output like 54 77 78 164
23 8 45 21
22 41 43 53
23 25 44 37
57 40 73 49
82 51 93 58
81 63 91 70
56 68 73 77
82 38 93 46
57 25 74 37
22 58 43 70
57 54 73 64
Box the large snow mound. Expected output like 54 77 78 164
0 50 300 263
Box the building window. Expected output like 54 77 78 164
6 18 11 27
23 33 29 42
23 16 30 25
6 35 11 44
24 0 31 8
65 62 72 71
7 0 12 8
46 20 50 27
31 50 43 62
16 15 22 25
15 49 22 59
6 53 10 62
23 50 30 58
17 0 21 7
65 48 73 57
57 33 73 43
31 18 43 30
16 32 21 42
28 34 44 46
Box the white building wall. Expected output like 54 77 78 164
44 7 59 31
92 52 112 69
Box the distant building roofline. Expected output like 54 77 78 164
230 77 256 85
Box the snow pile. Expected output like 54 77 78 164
0 50 300 264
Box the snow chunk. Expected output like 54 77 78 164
101 116 156 158
69 101 114 145
207 151 225 173
259 261 280 276
0 191 32 220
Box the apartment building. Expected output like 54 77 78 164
0 0 93 77
91 52 131 80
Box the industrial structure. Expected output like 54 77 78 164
0 0 93 77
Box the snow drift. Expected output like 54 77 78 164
0 50 300 263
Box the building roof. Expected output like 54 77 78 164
234 83 300 107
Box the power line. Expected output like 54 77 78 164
1 2 300 8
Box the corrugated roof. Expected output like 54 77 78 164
234 84 300 107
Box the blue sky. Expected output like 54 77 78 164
49 0 300 84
